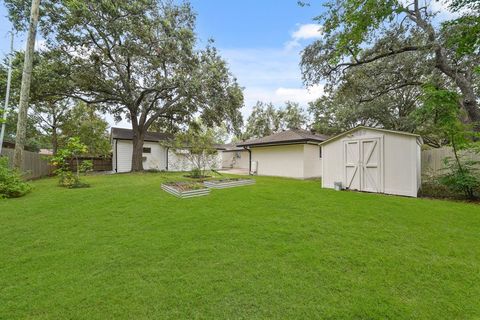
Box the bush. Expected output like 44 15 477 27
439 156 479 199
190 167 202 179
0 157 31 199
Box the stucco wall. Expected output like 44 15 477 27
251 144 305 178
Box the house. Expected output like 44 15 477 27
237 129 329 179
320 126 422 197
111 127 224 173
220 143 249 170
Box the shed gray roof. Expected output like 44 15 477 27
237 129 329 147
111 127 172 142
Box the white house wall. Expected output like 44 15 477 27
142 141 167 171
114 140 167 173
251 144 305 178
221 150 249 169
168 149 222 171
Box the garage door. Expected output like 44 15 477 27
344 138 382 193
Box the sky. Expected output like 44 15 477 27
0 0 458 129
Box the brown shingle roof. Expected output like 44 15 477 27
237 129 329 147
110 127 172 142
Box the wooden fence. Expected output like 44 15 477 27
68 157 112 172
421 147 480 176
0 148 53 180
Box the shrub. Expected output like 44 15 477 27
0 157 32 199
439 156 479 199
190 167 202 179
51 137 90 188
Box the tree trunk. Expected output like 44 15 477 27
13 0 41 169
52 126 58 155
131 124 145 172
434 47 480 125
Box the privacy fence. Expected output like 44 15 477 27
1 148 112 180
68 157 112 172
1 148 53 180
421 147 480 177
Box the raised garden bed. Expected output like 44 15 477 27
161 182 210 198
204 178 255 189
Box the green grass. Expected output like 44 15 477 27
1 173 479 319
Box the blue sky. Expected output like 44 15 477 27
0 1 456 128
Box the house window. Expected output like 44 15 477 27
319 146 322 158
143 147 151 153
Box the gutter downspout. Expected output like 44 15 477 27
166 147 169 171
243 146 251 175
114 138 118 172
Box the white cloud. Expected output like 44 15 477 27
275 84 325 104
292 23 323 40
285 23 323 50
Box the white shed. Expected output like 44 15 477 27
320 126 422 197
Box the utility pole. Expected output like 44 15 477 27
0 31 14 155
13 0 41 169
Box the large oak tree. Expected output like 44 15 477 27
301 0 480 127
6 0 244 171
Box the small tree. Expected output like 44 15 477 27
166 125 219 178
415 84 480 199
50 137 90 188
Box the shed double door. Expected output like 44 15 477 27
344 138 382 193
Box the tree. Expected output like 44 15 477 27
301 0 480 126
165 122 220 178
11 0 244 171
414 84 479 199
308 44 433 139
243 101 280 139
278 101 308 130
13 0 41 169
60 102 111 157
243 101 308 139
51 137 90 188
1 49 75 153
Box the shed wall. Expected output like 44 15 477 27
303 144 322 178
322 128 420 197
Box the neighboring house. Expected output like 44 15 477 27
320 126 422 197
220 144 249 170
237 129 329 179
111 127 223 173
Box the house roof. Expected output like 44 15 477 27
237 129 329 148
220 143 246 152
110 127 173 142
110 127 227 150
319 126 421 146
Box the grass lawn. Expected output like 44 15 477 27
1 172 479 319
